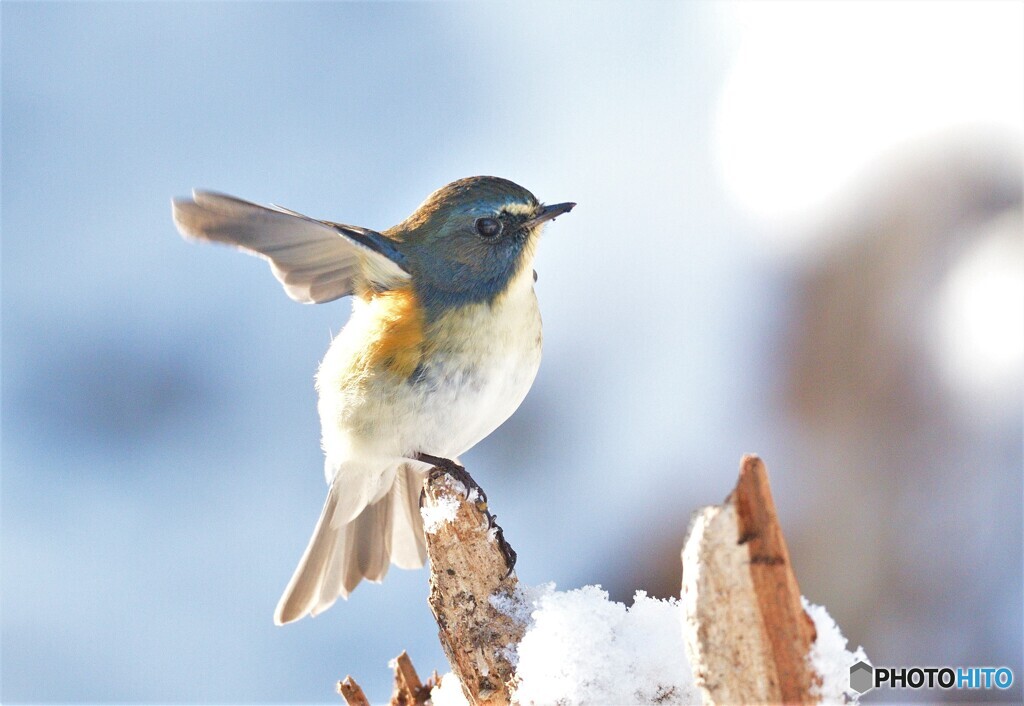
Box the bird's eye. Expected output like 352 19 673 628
475 217 502 238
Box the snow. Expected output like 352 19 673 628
804 597 869 704
430 672 469 706
434 584 699 706
420 495 459 533
489 583 548 633
419 476 466 533
431 585 867 706
511 586 698 705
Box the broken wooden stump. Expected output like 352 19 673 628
337 675 370 706
681 454 820 705
335 464 526 706
338 651 434 706
420 466 527 706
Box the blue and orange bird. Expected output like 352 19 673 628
172 177 574 624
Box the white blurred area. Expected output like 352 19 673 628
2 2 1020 703
715 1 1023 249
934 212 1024 413
713 0 1024 418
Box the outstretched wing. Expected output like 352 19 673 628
172 190 409 303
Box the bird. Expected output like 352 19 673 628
171 176 574 625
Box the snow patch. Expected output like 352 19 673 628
510 584 699 705
804 597 869 704
489 582 551 629
430 671 469 706
420 494 460 534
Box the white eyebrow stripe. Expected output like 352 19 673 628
501 202 537 217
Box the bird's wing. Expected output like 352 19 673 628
172 190 410 303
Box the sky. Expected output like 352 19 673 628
3 2 1021 704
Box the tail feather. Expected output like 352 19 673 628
355 492 394 580
274 463 427 625
312 491 393 617
273 489 342 625
390 464 427 568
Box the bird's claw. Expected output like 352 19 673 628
415 452 486 503
414 451 515 577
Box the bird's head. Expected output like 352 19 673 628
387 176 574 313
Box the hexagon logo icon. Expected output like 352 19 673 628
850 660 874 694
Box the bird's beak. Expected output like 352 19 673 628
523 202 576 230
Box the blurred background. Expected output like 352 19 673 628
2 1 1021 703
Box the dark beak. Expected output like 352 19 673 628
523 202 576 230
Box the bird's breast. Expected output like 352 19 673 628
317 268 542 464
405 275 543 456
422 276 541 375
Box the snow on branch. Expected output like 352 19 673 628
338 456 866 705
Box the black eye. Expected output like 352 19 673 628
475 217 502 238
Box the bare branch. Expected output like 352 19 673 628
337 676 370 706
387 651 431 706
421 467 527 705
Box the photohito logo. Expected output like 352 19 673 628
849 661 1014 694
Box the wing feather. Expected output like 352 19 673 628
172 190 409 303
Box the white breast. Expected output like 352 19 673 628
415 269 543 457
317 265 542 481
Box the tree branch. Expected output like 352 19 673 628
420 466 527 705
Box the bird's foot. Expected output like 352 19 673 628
414 452 486 507
413 452 515 577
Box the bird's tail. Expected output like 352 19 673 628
274 463 427 625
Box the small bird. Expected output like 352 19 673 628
172 177 573 624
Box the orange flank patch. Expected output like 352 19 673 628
361 287 425 379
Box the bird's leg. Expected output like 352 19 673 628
413 452 465 474
414 452 484 505
413 452 516 577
